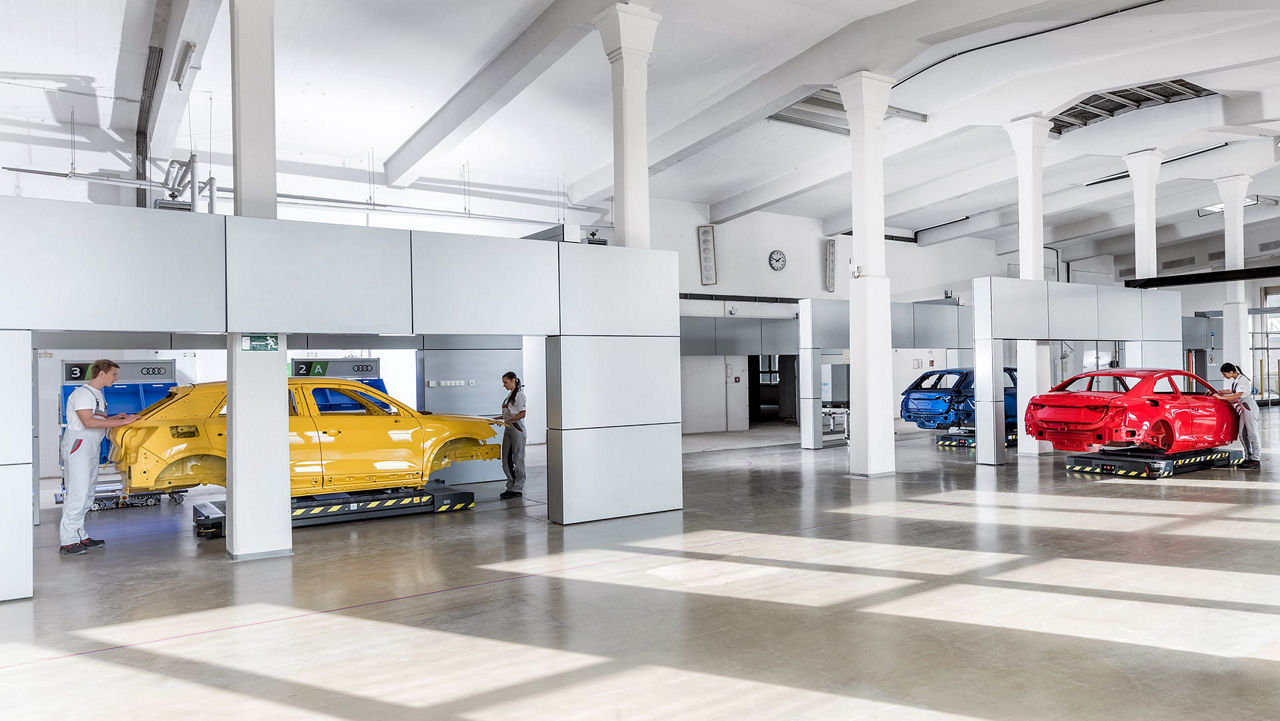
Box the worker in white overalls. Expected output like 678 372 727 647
497 371 527 500
1217 362 1261 470
59 359 138 555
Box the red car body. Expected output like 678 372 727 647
1025 369 1238 454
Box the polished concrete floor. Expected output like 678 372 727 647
6 416 1280 719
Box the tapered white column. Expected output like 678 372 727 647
227 0 290 559
1217 174 1253 371
1124 149 1165 279
1005 117 1053 456
837 71 895 476
593 4 660 249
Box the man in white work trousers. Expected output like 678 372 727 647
59 359 138 556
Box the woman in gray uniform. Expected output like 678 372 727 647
1217 362 1261 469
497 371 527 499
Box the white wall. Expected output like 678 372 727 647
681 357 728 434
887 237 1006 304
652 198 851 299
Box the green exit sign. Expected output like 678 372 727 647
241 334 279 352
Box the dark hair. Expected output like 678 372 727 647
503 371 521 407
90 359 120 380
1221 363 1239 374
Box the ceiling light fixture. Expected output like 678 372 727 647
1196 195 1274 217
173 41 197 90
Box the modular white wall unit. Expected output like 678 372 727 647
547 243 682 525
972 277 1182 465
227 217 412 334
411 232 560 336
0 331 33 601
0 196 683 599
0 197 226 332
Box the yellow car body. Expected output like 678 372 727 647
108 378 502 497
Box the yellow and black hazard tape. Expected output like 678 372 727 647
435 501 477 512
292 495 433 517
936 440 976 447
1065 464 1171 478
1172 452 1229 466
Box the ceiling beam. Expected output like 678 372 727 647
149 0 223 158
384 0 618 188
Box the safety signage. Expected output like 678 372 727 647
242 334 279 352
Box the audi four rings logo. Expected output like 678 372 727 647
352 364 374 373
139 367 168 376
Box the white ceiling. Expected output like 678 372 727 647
4 0 1280 271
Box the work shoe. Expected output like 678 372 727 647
59 543 87 556
1240 460 1261 470
499 491 522 500
80 537 106 549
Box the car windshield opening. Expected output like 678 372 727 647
1056 375 1141 393
913 372 962 390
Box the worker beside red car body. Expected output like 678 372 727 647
1216 362 1261 470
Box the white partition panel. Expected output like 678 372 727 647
1048 283 1099 339
1140 289 1183 342
0 464 32 600
0 197 226 332
913 304 959 348
547 336 681 430
548 423 682 525
226 217 411 334
412 232 559 335
0 332 33 466
0 331 33 600
1097 286 1143 340
558 244 679 336
800 299 849 349
990 278 1049 339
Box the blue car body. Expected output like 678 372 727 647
900 368 1017 429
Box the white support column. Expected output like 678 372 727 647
0 331 33 601
837 71 895 476
227 0 289 560
230 0 277 220
797 299 825 450
225 333 291 559
1217 175 1253 370
593 4 660 249
1124 149 1165 280
1005 117 1054 456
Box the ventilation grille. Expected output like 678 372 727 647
1049 80 1214 136
1208 251 1225 262
1260 240 1280 253
1161 257 1196 270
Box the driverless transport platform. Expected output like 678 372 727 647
1064 446 1244 478
192 482 476 538
936 430 1018 448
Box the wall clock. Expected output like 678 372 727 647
768 249 787 271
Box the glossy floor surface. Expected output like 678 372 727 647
5 414 1280 719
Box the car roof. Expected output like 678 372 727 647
1073 369 1186 376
